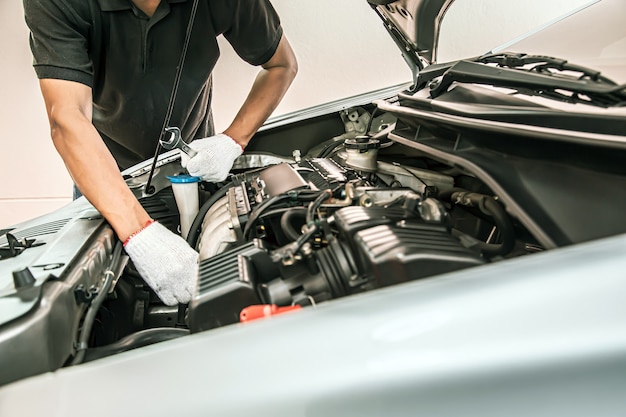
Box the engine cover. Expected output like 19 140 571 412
190 207 484 333
189 241 277 332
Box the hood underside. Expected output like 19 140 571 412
368 0 454 65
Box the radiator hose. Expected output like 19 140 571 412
441 189 515 256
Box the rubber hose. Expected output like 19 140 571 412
280 190 332 260
243 193 293 239
441 188 516 256
318 139 346 158
82 328 189 363
306 190 332 225
242 190 326 240
280 207 308 241
71 242 123 365
474 195 516 256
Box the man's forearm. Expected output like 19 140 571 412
50 109 151 241
224 35 298 146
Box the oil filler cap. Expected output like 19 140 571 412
344 136 380 151
344 136 380 172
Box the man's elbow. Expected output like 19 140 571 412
286 55 298 82
283 37 298 81
46 105 90 153
38 78 93 146
47 107 74 147
47 108 67 147
264 35 298 82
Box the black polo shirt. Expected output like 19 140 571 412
24 0 283 170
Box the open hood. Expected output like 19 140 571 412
368 0 455 89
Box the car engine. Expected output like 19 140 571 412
184 146 517 332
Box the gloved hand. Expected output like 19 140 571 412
181 133 243 182
124 220 199 306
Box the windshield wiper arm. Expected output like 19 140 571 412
429 54 626 108
478 52 618 85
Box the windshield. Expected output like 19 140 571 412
500 0 626 84
438 0 625 84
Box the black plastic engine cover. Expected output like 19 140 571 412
353 221 485 287
190 206 485 332
189 241 279 333
333 206 414 238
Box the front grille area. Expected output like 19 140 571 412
0 218 71 247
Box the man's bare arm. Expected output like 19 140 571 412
39 79 151 242
223 34 298 147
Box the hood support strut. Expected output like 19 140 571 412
370 4 424 93
368 0 455 92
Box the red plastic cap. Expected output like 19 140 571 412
240 304 302 323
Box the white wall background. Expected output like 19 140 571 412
0 0 589 229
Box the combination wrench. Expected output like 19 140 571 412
159 127 198 158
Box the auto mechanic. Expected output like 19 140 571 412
22 0 298 305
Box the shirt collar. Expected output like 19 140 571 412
97 0 188 12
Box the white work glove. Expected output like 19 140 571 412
181 133 243 182
124 221 199 306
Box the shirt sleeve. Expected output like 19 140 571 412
219 0 283 66
23 0 93 87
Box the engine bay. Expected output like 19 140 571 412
0 104 548 384
90 106 542 345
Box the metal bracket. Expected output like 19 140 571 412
74 284 99 304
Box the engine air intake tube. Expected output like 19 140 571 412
186 182 234 248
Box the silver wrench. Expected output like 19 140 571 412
160 127 198 158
